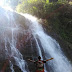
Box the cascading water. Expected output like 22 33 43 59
0 8 29 72
23 14 72 72
0 7 72 72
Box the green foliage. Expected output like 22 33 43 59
16 0 65 17
16 0 46 16
49 4 72 43
16 0 72 43
46 0 49 3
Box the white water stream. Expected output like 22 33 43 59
23 14 72 72
0 7 72 72
0 9 28 72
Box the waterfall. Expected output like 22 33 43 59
0 8 29 72
0 7 72 72
23 14 72 72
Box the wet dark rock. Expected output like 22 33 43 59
43 24 72 62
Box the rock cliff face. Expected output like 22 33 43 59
49 31 72 62
42 21 72 62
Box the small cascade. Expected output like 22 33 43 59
0 8 28 72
